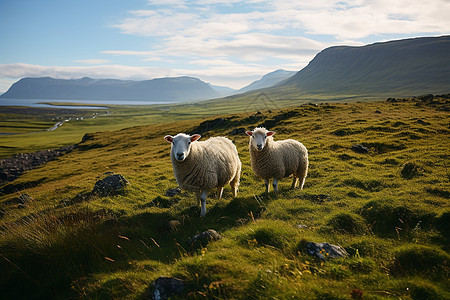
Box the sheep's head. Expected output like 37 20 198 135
164 133 201 162
245 127 275 151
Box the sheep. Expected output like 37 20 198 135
164 133 241 217
246 127 308 193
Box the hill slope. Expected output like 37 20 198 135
280 35 450 96
1 97 449 299
0 76 220 102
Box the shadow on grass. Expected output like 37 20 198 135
0 191 275 298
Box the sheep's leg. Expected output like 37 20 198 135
195 190 201 206
217 186 224 200
291 177 299 189
297 167 308 190
299 177 306 190
230 175 239 197
273 178 279 193
265 179 270 193
200 190 208 217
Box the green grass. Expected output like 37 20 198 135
0 97 449 299
0 91 384 158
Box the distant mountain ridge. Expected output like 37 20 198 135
239 69 296 93
0 76 221 102
280 35 450 96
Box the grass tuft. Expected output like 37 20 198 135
401 162 424 179
327 212 367 235
389 245 449 279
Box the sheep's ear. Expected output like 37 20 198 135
267 131 275 136
190 134 201 142
245 131 253 136
164 135 173 143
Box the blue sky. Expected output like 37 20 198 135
1 0 449 92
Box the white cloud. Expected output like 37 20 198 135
113 10 198 36
120 0 450 40
0 63 173 81
75 59 110 65
103 33 324 63
189 59 240 66
102 50 156 56
270 0 450 39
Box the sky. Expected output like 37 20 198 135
0 0 449 92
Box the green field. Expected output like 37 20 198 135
0 92 383 158
0 96 449 299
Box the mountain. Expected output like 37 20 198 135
0 76 221 102
208 84 236 97
279 36 450 96
239 69 296 93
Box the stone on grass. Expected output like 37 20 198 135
152 276 184 300
92 174 129 197
351 144 369 154
165 187 181 197
188 229 222 249
306 242 348 261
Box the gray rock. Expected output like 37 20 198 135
152 276 184 300
188 229 222 249
297 193 331 204
306 242 348 261
91 174 129 197
165 187 181 197
351 144 369 154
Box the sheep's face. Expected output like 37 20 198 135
246 128 275 151
164 133 201 162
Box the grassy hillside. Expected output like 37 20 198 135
0 97 449 299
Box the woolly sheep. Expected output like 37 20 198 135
246 127 308 193
164 133 241 217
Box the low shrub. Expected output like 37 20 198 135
346 239 388 258
327 212 367 235
241 221 296 250
408 281 447 300
401 162 424 179
435 211 450 244
359 200 435 236
345 257 376 274
390 245 450 279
